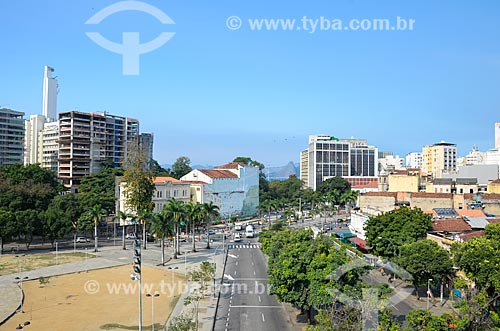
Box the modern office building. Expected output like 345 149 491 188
422 141 457 178
42 66 58 122
0 108 25 166
301 134 378 191
58 111 140 188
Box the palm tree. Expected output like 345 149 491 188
163 199 186 259
184 202 202 253
150 211 170 265
90 204 105 252
340 190 359 211
203 202 219 249
117 210 131 250
136 209 153 249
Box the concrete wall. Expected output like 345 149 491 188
358 193 396 212
388 175 419 192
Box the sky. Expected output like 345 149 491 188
1 0 500 167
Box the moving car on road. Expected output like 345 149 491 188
76 237 90 243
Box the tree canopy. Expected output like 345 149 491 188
365 207 432 258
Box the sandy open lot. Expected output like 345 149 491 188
1 265 186 331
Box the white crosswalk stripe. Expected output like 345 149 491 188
227 244 260 249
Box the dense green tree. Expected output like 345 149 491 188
452 237 500 296
317 176 351 196
268 175 304 204
78 167 122 214
0 209 16 251
49 194 84 246
233 156 264 170
0 164 61 212
151 159 172 177
136 208 153 249
365 207 432 258
122 144 155 247
485 223 500 242
42 207 72 247
14 209 40 249
397 240 453 293
171 156 192 179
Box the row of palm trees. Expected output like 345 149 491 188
259 189 359 226
106 200 220 265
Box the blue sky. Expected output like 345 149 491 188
1 0 500 167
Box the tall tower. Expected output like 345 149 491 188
42 66 58 122
495 123 500 149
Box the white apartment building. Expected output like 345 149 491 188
378 153 405 174
38 121 59 173
405 152 422 169
24 114 46 165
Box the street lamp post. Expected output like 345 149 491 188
167 266 179 292
377 237 397 281
14 276 29 312
145 293 159 331
427 278 433 310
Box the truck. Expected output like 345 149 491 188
234 222 243 231
245 225 254 238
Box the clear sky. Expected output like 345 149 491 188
1 0 500 167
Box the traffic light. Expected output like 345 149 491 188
133 239 141 276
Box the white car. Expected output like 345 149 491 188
234 233 242 242
125 233 137 240
76 237 90 243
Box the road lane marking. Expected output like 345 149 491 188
253 270 256 276
234 270 237 275
236 261 238 266
258 296 261 302
261 313 265 322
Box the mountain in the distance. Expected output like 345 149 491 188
264 161 299 181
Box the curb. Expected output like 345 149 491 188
211 248 228 331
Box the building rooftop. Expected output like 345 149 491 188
456 209 486 218
199 169 238 179
463 216 490 229
215 162 244 170
431 218 472 232
154 176 181 183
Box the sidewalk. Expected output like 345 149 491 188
162 242 227 331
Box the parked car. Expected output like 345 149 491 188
125 233 137 240
76 237 90 243
206 229 216 235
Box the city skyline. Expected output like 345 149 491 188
1 0 500 166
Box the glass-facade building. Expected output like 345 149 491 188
302 135 378 190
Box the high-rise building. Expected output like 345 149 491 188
405 152 423 169
139 133 154 168
495 123 500 149
422 141 457 178
299 149 309 187
42 66 58 122
38 121 59 173
58 111 140 188
0 108 25 166
301 134 378 190
24 114 46 165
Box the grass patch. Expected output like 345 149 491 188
0 252 95 276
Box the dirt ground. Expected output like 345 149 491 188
0 252 91 276
1 265 186 331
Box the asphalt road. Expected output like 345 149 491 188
214 236 293 331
